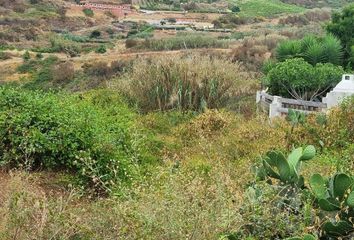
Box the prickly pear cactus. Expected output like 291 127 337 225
309 173 354 238
262 145 316 187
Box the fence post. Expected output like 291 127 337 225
269 96 282 118
256 91 261 103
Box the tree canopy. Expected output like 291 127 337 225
326 4 354 68
266 58 344 100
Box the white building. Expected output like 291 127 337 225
323 74 354 108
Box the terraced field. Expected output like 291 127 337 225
237 0 305 17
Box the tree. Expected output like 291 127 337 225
90 30 101 38
230 5 240 13
326 4 354 68
266 58 344 101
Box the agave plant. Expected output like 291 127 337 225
322 34 343 66
304 42 325 66
276 34 343 66
276 40 302 62
309 173 354 238
260 145 316 188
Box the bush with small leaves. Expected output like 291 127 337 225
95 45 106 54
90 30 101 39
266 58 344 100
23 50 30 61
0 88 148 193
83 8 94 17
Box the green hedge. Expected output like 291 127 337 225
0 88 147 192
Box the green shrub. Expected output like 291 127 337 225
83 8 94 17
90 30 101 38
34 37 81 56
230 5 240 13
127 24 154 39
35 52 43 59
0 88 147 192
137 34 227 51
17 59 40 73
23 51 31 61
95 45 107 54
63 33 89 43
266 58 344 100
18 56 60 89
326 4 354 68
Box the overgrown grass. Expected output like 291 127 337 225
112 54 256 112
133 34 228 51
1 101 352 239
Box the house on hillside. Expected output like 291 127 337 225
257 74 354 118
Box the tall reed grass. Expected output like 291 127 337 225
111 54 256 112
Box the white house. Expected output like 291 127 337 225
323 74 354 108
257 74 354 118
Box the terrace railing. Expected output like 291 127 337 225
256 90 327 118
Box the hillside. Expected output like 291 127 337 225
237 0 305 17
0 0 354 239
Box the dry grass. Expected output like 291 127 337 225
0 112 286 240
0 106 350 239
111 54 257 112
232 33 288 70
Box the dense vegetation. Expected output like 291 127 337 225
265 58 344 100
127 34 227 51
0 88 154 193
326 4 354 68
113 55 255 111
262 5 354 100
0 1 354 240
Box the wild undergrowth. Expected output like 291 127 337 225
111 54 257 112
0 87 158 193
0 95 353 239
